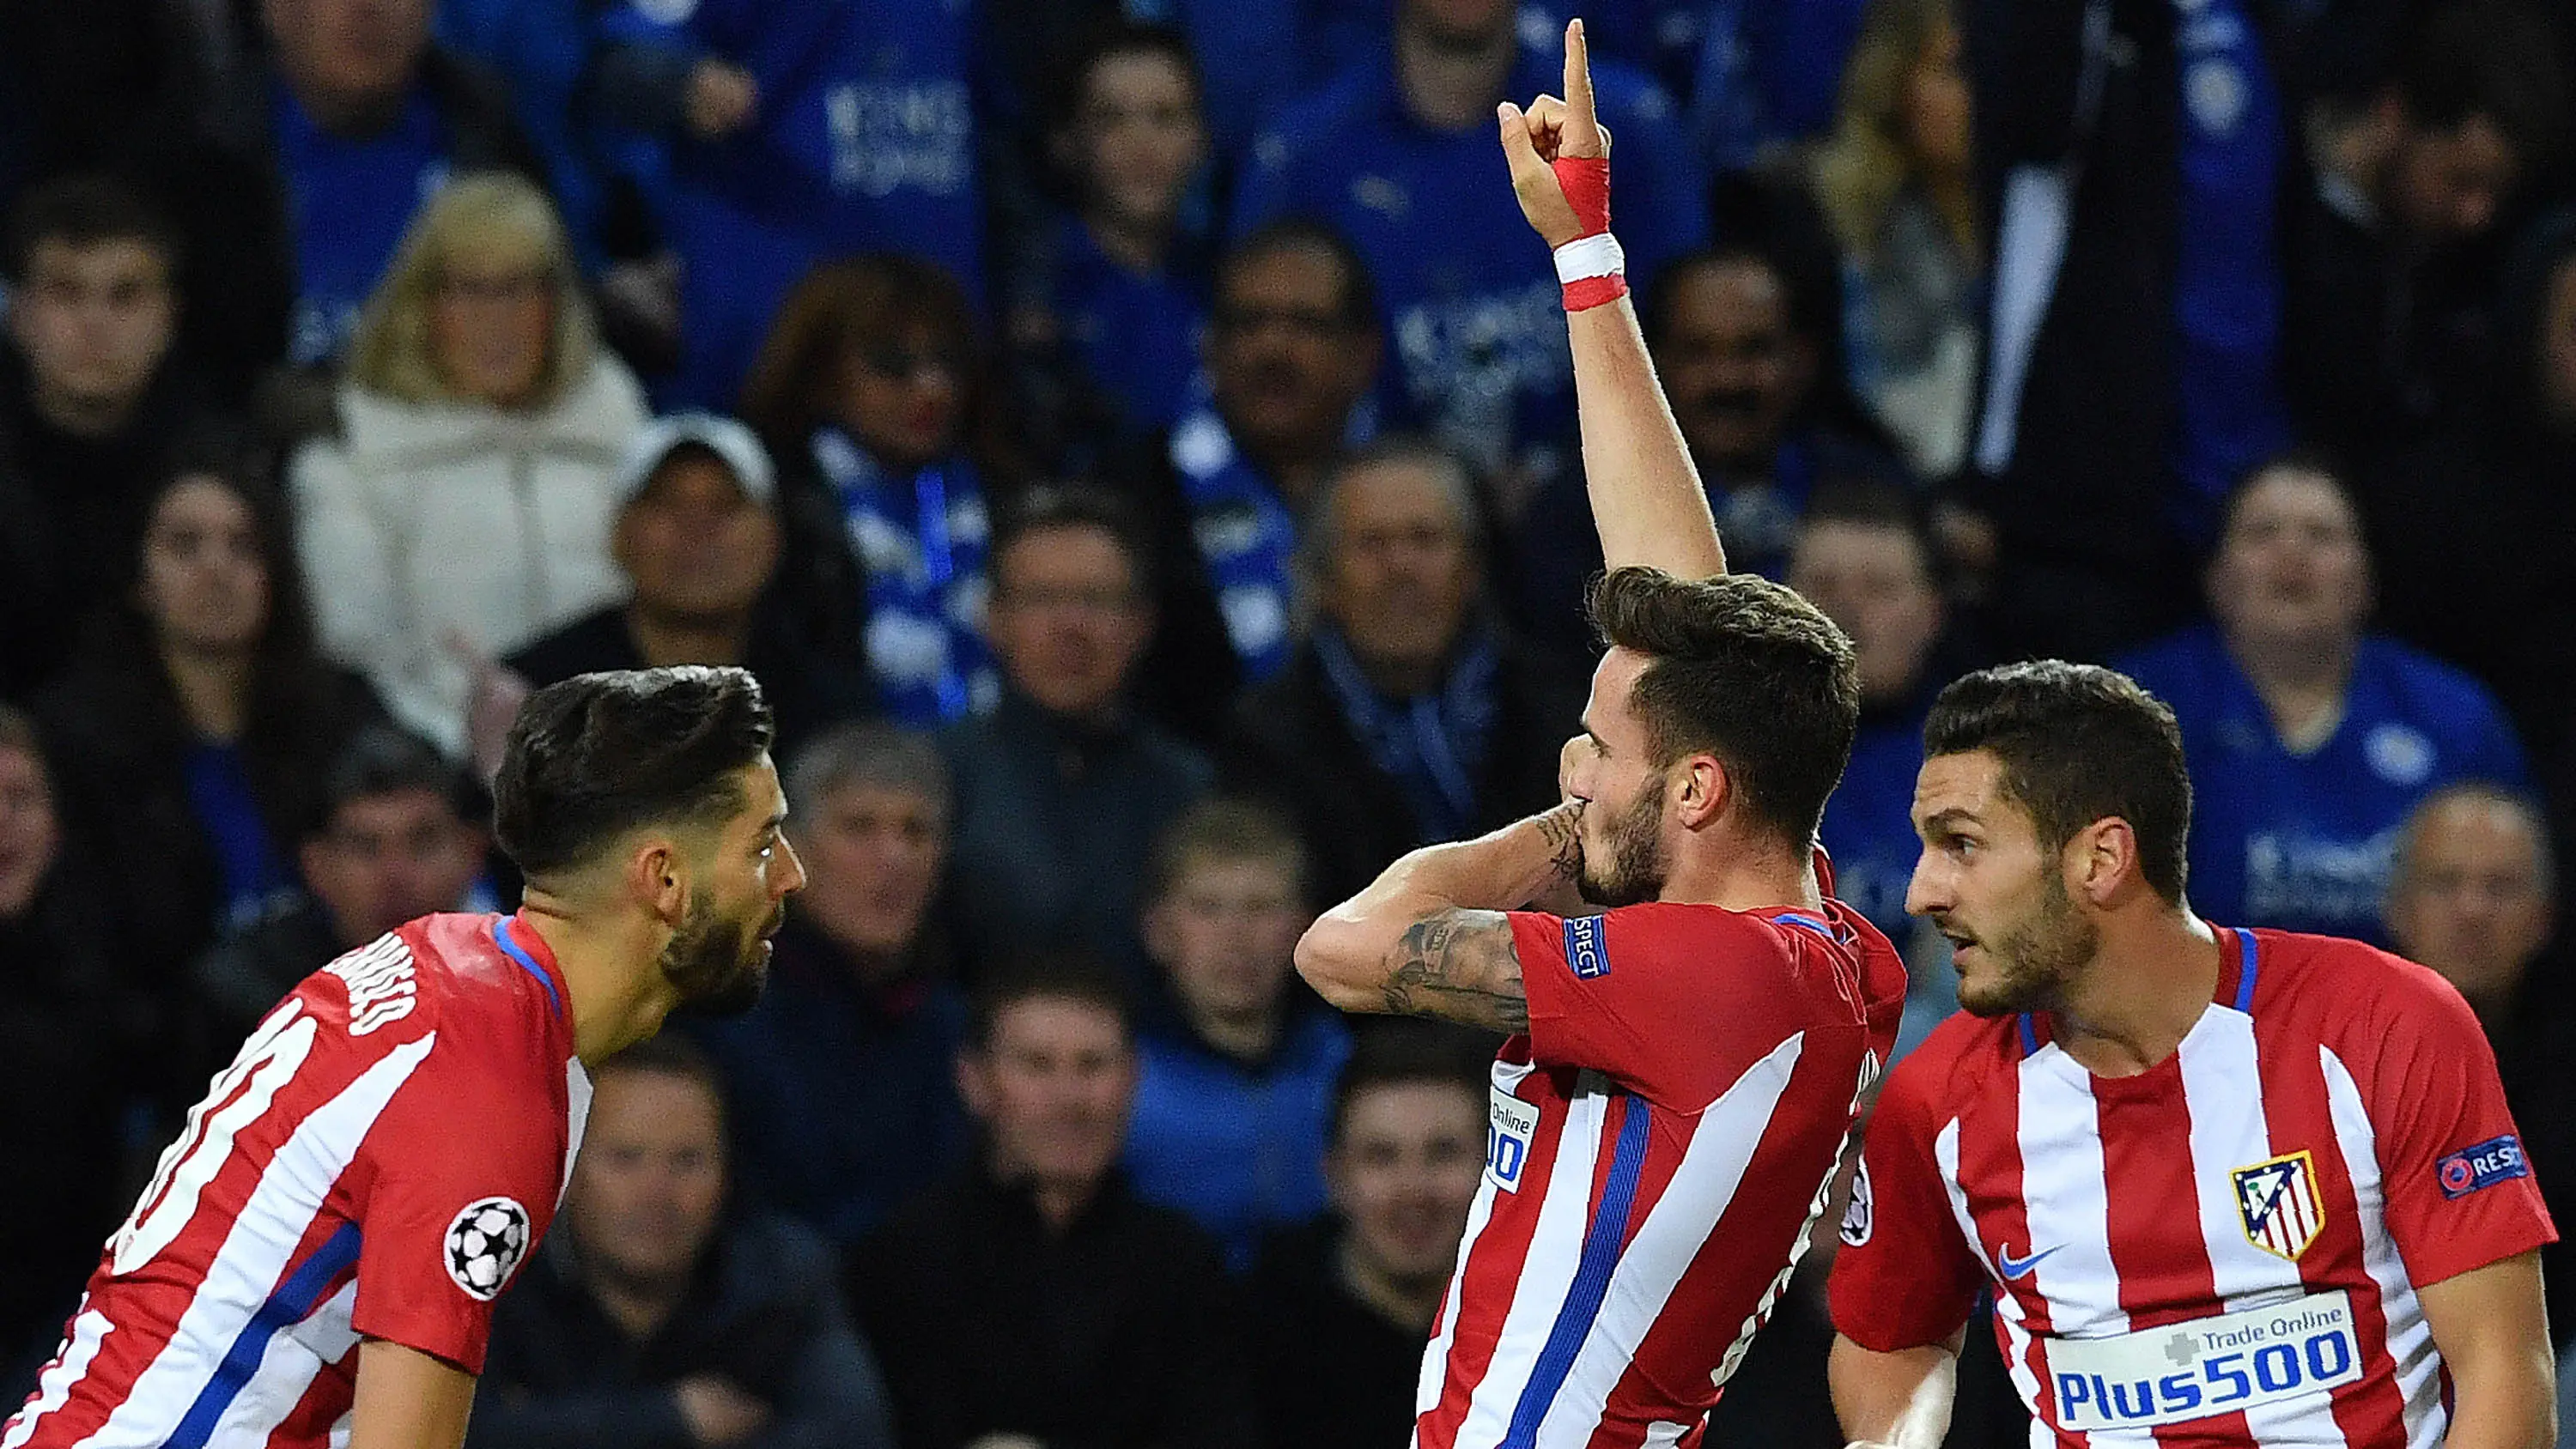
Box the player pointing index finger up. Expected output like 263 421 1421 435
1294 19 1906 1449
1497 19 1723 583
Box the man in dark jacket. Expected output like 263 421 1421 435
1230 438 1583 905
475 1035 896 1449
188 723 486 1062
939 489 1213 981
847 959 1255 1449
505 414 872 766
0 175 215 700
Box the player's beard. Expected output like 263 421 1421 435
659 888 780 1017
1577 772 1668 907
1953 872 2097 1017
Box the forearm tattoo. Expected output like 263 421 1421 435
1382 909 1529 1033
1534 802 1584 881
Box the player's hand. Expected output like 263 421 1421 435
684 58 759 139
674 1375 771 1446
1497 19 1613 250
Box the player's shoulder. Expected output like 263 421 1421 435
2244 926 2482 1042
296 912 557 1060
1880 1009 2020 1119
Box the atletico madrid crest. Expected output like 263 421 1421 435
2233 1150 2324 1260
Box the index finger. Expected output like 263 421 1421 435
1563 18 1602 152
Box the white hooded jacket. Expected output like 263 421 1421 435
290 356 647 755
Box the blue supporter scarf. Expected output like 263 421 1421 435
811 426 996 726
1167 406 1301 684
1313 625 1502 843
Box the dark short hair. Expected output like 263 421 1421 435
1585 567 1861 846
989 484 1154 597
1639 244 1793 352
592 1033 729 1122
491 667 775 879
2391 0 2571 179
1061 19 1204 125
1800 475 1941 585
2215 447 2360 537
1922 661 2192 901
1217 216 1379 330
1328 1022 1492 1147
3 173 182 283
1311 435 1485 567
1145 797 1309 905
966 951 1134 1052
313 724 476 840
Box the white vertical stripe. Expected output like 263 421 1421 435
1641 1420 1690 1446
1534 1034 1807 1447
78 1034 436 1447
1415 1059 1531 1425
1935 1120 2049 1431
558 1059 592 1213
1454 1070 1611 1444
2321 1048 2445 1448
2 1311 111 1448
2015 1047 2151 1448
2177 1006 2336 1447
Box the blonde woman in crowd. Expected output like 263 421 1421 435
1811 0 1981 478
289 172 648 757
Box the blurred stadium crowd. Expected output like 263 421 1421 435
3 0 2576 1444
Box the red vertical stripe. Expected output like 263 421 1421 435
2095 1059 2250 1446
2255 1009 2409 1446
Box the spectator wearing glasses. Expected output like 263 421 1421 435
287 173 647 759
743 255 998 731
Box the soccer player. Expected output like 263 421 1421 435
4 665 806 1449
1294 22 1909 1447
1827 662 2558 1449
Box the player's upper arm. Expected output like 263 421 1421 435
1828 1050 1988 1353
2355 961 2557 1285
1511 903 1826 1106
349 1032 566 1374
349 1337 477 1449
1298 906 1528 1035
2415 1252 2555 1445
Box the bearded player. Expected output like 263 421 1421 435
1828 662 2556 1449
5 665 805 1449
1295 21 1909 1448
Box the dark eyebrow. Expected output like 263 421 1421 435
1918 807 1978 834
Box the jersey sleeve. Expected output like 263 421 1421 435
2355 960 2556 1286
1511 903 1818 1109
1827 1050 1986 1351
348 1032 567 1373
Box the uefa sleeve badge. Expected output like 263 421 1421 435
443 1197 532 1300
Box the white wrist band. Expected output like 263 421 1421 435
1552 232 1625 283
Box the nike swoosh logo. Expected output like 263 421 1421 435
1997 1243 2063 1280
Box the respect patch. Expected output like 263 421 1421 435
1563 915 1609 979
2437 1135 2530 1200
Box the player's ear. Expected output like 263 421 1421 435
626 836 690 925
2069 816 2137 906
1674 752 1728 830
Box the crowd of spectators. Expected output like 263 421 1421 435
4 0 2576 1444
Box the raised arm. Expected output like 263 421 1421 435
1498 21 1724 579
1293 803 1583 1034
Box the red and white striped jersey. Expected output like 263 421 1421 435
4 912 591 1449
1414 899 1907 1449
1829 926 2557 1448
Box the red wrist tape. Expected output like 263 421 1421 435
1561 274 1629 311
1552 155 1612 237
